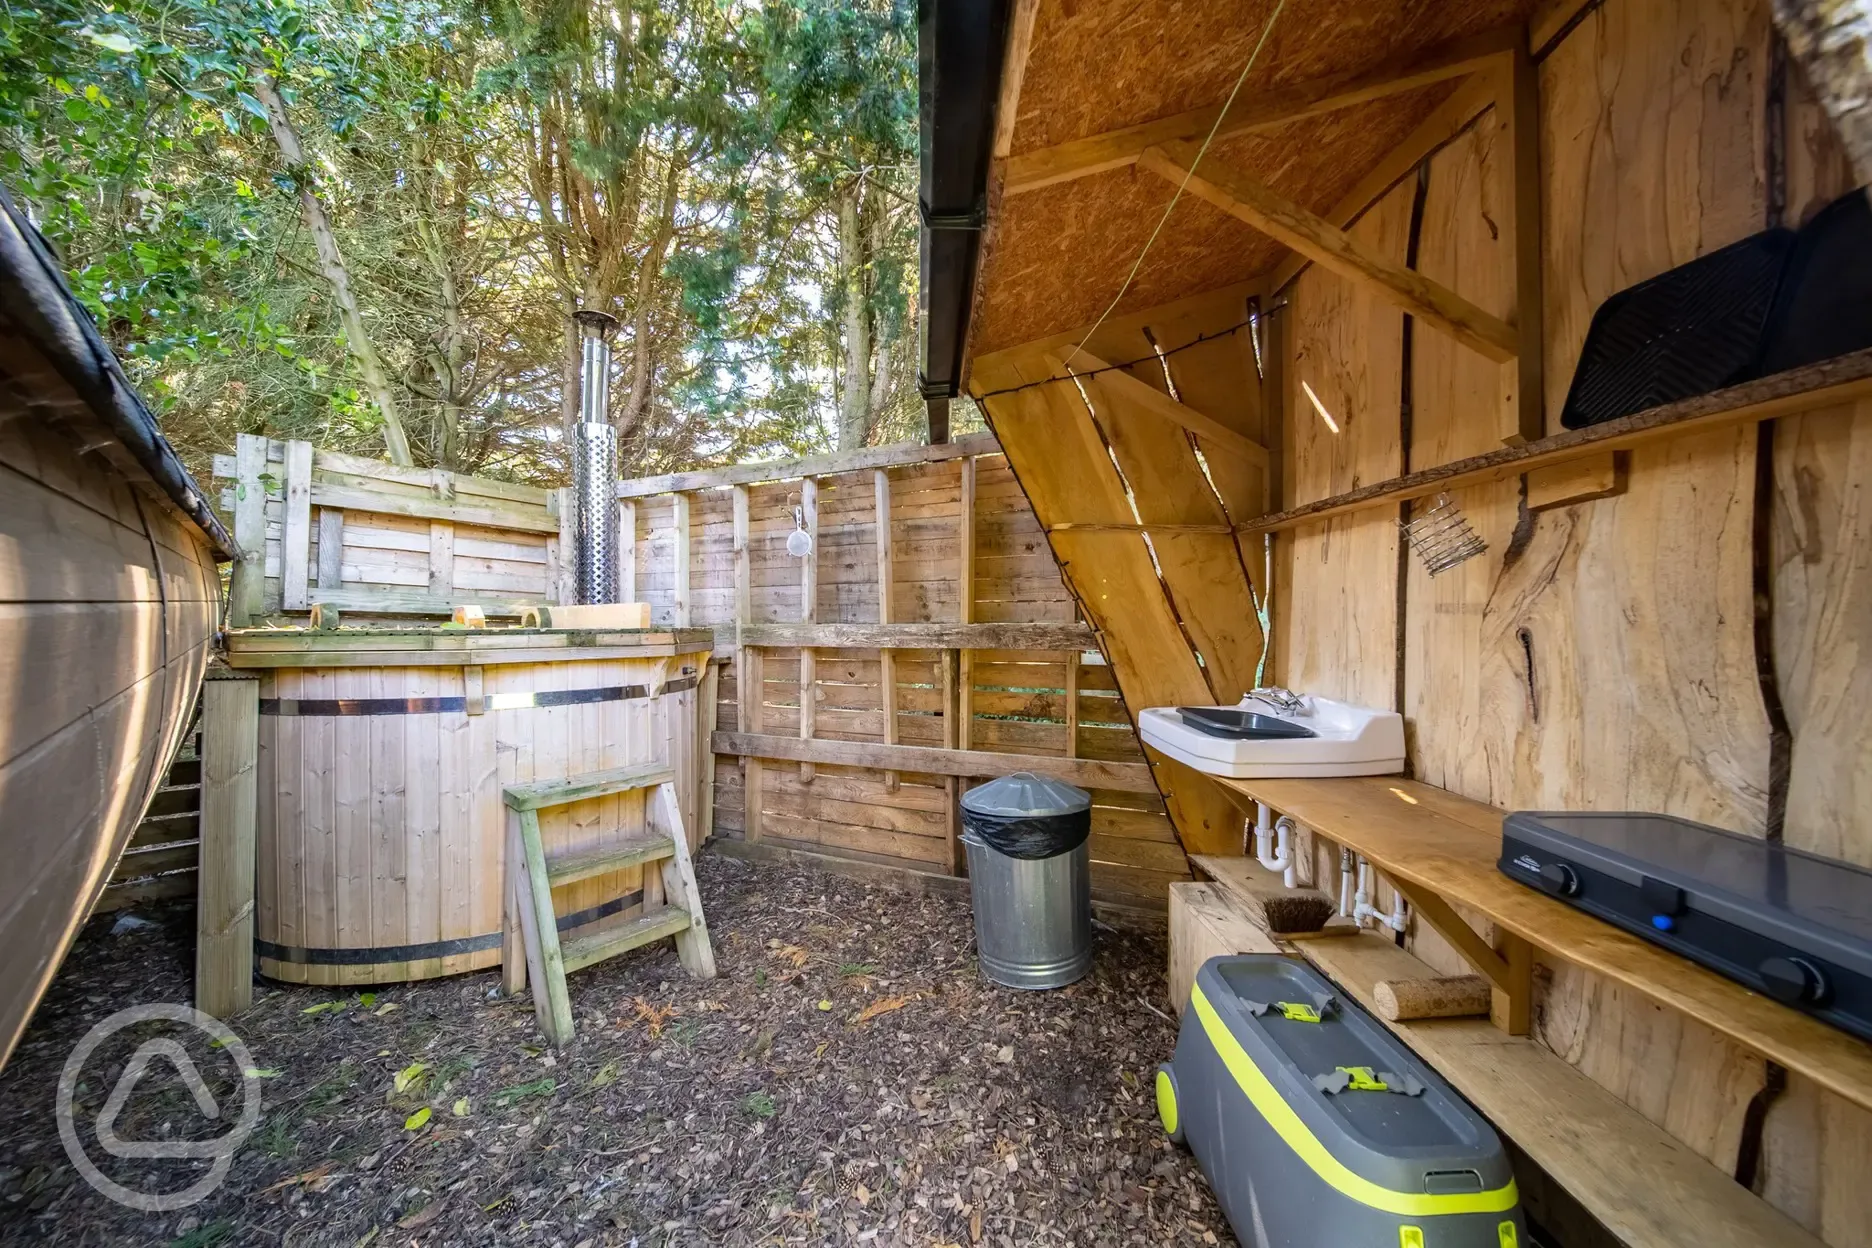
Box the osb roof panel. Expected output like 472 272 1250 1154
974 83 1459 354
1009 0 1527 154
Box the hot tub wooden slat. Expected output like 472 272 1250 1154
255 648 706 985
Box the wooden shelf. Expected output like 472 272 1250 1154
738 621 1095 651
1239 349 1872 535
1294 929 1824 1248
1209 773 1872 1114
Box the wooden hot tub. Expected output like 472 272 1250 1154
224 627 714 985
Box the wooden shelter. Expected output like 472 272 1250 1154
919 0 1872 1244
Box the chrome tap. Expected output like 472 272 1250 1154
1240 687 1306 715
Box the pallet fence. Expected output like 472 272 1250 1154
137 433 1191 914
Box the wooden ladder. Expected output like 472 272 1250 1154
501 762 716 1046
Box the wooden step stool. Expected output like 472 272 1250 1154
501 762 715 1045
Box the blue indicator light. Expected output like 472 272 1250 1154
1651 915 1675 932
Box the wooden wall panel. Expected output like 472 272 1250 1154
1277 179 1413 708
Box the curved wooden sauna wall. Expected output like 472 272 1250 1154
254 648 707 985
0 416 220 1060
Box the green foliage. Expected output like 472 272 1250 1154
1 0 927 482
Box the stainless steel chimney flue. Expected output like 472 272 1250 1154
572 309 620 605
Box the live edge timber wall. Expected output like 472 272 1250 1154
967 0 1872 1242
614 433 1191 909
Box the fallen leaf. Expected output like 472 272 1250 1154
357 992 377 1008
243 1067 283 1079
258 1162 333 1195
816 999 832 1012
590 1060 618 1089
393 1062 429 1094
851 994 917 1026
404 1107 431 1130
302 1001 344 1016
374 1002 400 1017
397 1198 444 1229
624 997 679 1038
769 942 809 968
995 1045 1013 1063
855 1182 871 1206
452 1098 470 1117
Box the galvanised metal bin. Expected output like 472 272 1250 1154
959 773 1092 989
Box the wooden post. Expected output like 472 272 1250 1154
799 478 817 782
428 521 455 600
281 439 314 611
875 469 899 792
956 456 976 752
699 660 720 840
554 486 575 603
196 671 259 1018
1064 651 1080 757
620 499 637 602
316 507 344 591
228 433 268 627
1492 931 1535 1036
672 491 691 625
1500 31 1545 444
942 648 961 873
733 485 762 840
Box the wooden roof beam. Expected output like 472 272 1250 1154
1264 66 1503 297
1043 348 1269 470
1138 140 1518 364
1002 23 1518 197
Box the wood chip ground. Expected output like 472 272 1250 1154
0 856 1230 1247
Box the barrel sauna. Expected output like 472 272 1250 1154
1 188 235 1065
228 628 714 985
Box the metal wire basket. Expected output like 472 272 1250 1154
1399 492 1487 576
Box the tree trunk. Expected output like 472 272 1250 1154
252 76 415 467
1771 0 1872 182
837 188 871 451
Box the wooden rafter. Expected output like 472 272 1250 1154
1138 140 1519 364
1002 24 1518 196
992 0 1042 161
1044 349 1270 469
1264 67 1502 296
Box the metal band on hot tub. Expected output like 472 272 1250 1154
255 891 646 965
259 674 698 716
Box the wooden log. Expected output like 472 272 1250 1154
196 673 259 1018
1138 141 1519 364
1372 974 1493 1021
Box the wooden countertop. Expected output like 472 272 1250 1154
1210 773 1872 1114
224 626 716 668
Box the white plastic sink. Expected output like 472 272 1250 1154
1138 694 1405 778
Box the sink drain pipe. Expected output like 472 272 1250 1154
1250 803 1297 889
1353 856 1408 932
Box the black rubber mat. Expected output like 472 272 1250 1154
1559 229 1794 429
1759 187 1872 378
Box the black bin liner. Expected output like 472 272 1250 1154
960 772 1091 860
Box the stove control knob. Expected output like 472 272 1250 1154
1759 956 1828 1006
1537 863 1579 898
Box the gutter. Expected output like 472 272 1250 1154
0 184 237 559
917 0 1013 443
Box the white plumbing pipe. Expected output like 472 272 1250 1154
1338 848 1355 919
1252 803 1296 889
1352 856 1408 932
